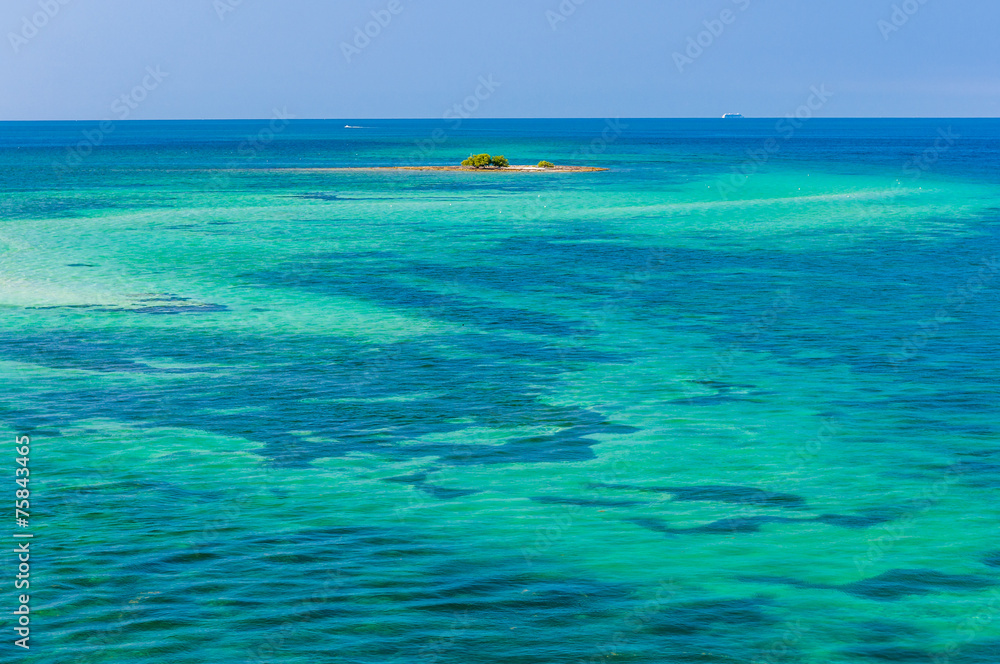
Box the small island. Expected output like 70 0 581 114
251 155 607 174
440 154 602 171
391 163 606 172
366 154 605 172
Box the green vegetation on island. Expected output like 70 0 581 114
458 154 563 169
460 153 511 169
252 161 610 173
261 158 608 173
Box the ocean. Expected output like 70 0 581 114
1 118 999 662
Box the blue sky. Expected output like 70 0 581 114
2 0 997 120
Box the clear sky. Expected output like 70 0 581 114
2 0 998 120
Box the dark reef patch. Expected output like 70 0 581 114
293 193 349 201
627 515 806 536
627 507 900 537
531 496 644 508
124 303 230 315
813 510 897 529
643 597 776 637
0 326 631 469
982 551 1000 568
592 483 807 509
672 394 750 406
38 519 801 663
838 645 935 662
137 294 191 302
382 472 480 500
0 332 205 374
841 569 996 601
741 569 996 602
250 256 589 338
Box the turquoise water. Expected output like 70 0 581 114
2 119 999 662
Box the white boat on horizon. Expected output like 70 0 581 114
722 113 745 119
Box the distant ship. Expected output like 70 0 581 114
345 125 363 129
722 113 745 119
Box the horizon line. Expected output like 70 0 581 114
1 116 999 123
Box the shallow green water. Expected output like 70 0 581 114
1 119 999 663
